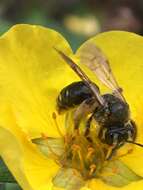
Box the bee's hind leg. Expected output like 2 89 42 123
74 98 97 129
84 115 93 136
73 98 97 134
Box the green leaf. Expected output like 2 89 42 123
3 183 21 190
0 158 16 183
100 160 143 187
52 168 85 190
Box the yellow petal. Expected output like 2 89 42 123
77 31 143 176
0 103 59 190
88 178 143 190
0 24 79 138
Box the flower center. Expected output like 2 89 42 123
52 111 107 179
59 132 105 179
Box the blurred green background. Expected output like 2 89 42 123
0 0 143 189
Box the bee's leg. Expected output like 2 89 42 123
84 115 93 136
84 115 94 142
106 134 121 160
73 98 98 131
106 145 118 160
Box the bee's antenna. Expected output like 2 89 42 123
54 47 105 106
126 140 143 148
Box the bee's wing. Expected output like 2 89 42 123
79 42 125 102
54 48 105 106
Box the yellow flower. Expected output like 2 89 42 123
0 24 143 190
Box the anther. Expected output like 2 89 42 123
41 133 48 139
72 144 81 152
72 168 80 176
86 147 95 160
89 164 96 176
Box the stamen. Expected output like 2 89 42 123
77 149 85 171
89 164 96 176
72 168 80 176
50 110 107 179
41 133 48 139
52 112 64 138
86 147 95 160
72 144 84 172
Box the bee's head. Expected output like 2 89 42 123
99 121 136 146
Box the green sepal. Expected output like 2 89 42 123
100 160 143 187
32 137 65 157
52 168 85 190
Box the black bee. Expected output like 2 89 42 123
54 43 143 159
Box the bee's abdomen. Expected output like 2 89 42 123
57 81 95 112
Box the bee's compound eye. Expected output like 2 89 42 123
126 121 137 140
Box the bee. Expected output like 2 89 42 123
54 43 143 160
